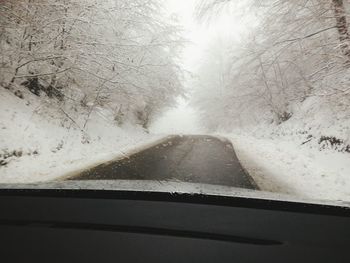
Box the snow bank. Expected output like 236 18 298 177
220 94 350 203
0 89 164 183
227 133 350 202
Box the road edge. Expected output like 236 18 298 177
214 135 260 190
58 135 176 181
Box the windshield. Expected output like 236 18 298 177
0 0 349 205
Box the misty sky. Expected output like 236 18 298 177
151 0 243 133
165 0 244 70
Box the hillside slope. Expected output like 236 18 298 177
0 89 162 183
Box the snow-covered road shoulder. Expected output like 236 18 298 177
227 134 350 202
0 89 166 184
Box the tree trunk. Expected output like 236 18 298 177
332 0 350 62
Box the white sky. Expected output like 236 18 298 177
151 0 248 134
164 0 244 70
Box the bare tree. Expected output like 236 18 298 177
193 0 350 130
0 0 185 129
331 0 350 62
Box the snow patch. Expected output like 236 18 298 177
0 89 164 183
226 133 350 202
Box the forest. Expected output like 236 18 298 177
193 0 350 149
0 0 184 129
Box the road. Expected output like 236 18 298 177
70 135 258 190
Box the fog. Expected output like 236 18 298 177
152 0 244 134
150 99 201 134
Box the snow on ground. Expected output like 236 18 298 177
150 97 350 203
2 86 350 204
0 89 164 183
222 96 350 203
227 133 350 202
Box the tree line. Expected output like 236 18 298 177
193 0 350 131
0 0 184 129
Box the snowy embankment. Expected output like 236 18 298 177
228 133 350 202
222 95 350 202
0 89 164 184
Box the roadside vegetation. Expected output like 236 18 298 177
193 0 350 152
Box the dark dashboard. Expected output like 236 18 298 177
0 188 349 263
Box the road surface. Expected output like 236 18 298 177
70 135 258 190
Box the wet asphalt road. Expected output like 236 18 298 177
70 135 258 190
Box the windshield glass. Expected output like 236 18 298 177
1 0 349 205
